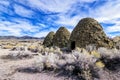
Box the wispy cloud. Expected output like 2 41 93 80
0 0 10 6
0 19 43 36
14 4 34 17
0 0 120 37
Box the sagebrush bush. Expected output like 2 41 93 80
1 51 33 60
33 49 100 79
32 46 120 80
2 45 14 49
101 48 120 58
28 45 38 53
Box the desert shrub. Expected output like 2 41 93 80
1 51 33 60
21 47 120 80
86 44 97 52
39 47 62 55
33 53 60 71
53 47 62 54
116 42 120 49
2 45 14 49
90 50 101 59
97 47 120 58
97 48 120 71
17 55 45 73
32 49 101 79
28 45 38 53
71 50 99 80
27 45 62 54
10 46 25 51
37 45 44 53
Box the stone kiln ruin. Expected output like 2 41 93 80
69 17 114 50
43 31 55 47
53 27 70 48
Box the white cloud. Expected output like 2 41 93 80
0 0 14 15
0 19 41 36
34 27 59 37
0 22 21 36
55 0 120 37
106 25 120 33
89 0 120 37
15 0 96 13
25 0 75 13
0 0 10 6
34 31 49 37
91 0 120 23
14 4 34 17
55 15 80 27
1 0 120 37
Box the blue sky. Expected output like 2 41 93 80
0 0 120 37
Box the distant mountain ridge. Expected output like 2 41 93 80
0 36 44 39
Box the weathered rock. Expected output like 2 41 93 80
69 17 114 49
113 36 120 42
113 36 120 49
43 31 55 47
53 27 70 48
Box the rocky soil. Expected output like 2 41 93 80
0 49 70 80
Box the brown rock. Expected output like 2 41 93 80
113 36 120 42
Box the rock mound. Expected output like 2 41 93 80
69 17 114 49
53 27 70 48
43 31 55 47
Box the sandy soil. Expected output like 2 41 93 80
0 49 70 80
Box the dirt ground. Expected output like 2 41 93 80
0 48 69 80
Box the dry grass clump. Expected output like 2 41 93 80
27 44 46 53
37 46 62 55
27 45 62 54
0 41 23 50
2 45 15 49
10 44 25 51
95 61 105 68
10 46 25 51
0 41 26 51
